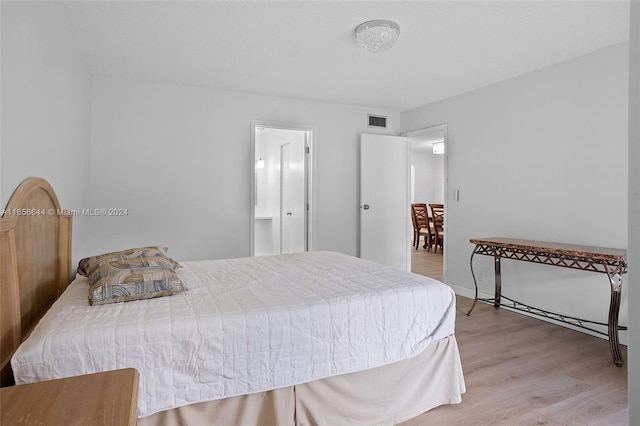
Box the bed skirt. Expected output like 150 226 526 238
139 335 465 426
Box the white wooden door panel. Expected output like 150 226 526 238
360 134 409 271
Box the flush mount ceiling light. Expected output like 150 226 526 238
355 20 400 53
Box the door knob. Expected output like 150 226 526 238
286 212 292 216
362 204 370 210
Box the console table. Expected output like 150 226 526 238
466 237 628 366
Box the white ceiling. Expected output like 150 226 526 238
62 1 630 111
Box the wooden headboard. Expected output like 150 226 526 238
0 177 72 386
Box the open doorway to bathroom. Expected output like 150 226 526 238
250 121 314 256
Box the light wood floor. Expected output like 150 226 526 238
404 248 629 425
411 245 444 281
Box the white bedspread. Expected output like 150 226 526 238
12 251 456 417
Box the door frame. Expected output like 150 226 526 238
250 120 315 256
402 123 448 283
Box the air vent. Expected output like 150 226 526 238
368 114 387 129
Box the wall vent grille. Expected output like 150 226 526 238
368 114 387 128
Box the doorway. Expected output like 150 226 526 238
404 124 447 281
250 121 314 256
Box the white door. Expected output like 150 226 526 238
288 137 307 252
360 134 409 271
279 140 306 254
280 143 291 253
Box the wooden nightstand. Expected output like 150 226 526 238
0 368 139 426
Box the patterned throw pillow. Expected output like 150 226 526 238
88 254 187 306
78 246 181 277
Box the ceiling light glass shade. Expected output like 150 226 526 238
355 20 400 53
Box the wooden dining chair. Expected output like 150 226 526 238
411 203 433 251
429 203 444 253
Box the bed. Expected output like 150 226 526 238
1 177 465 425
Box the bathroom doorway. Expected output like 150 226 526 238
250 121 314 256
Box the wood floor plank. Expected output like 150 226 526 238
401 250 628 425
537 387 629 425
410 247 443 282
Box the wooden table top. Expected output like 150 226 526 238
470 237 627 262
0 368 139 426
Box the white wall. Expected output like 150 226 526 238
89 76 399 261
411 151 444 206
0 1 91 264
401 43 629 342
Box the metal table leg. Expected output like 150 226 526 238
494 255 502 309
605 264 625 367
467 245 504 315
466 246 480 315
